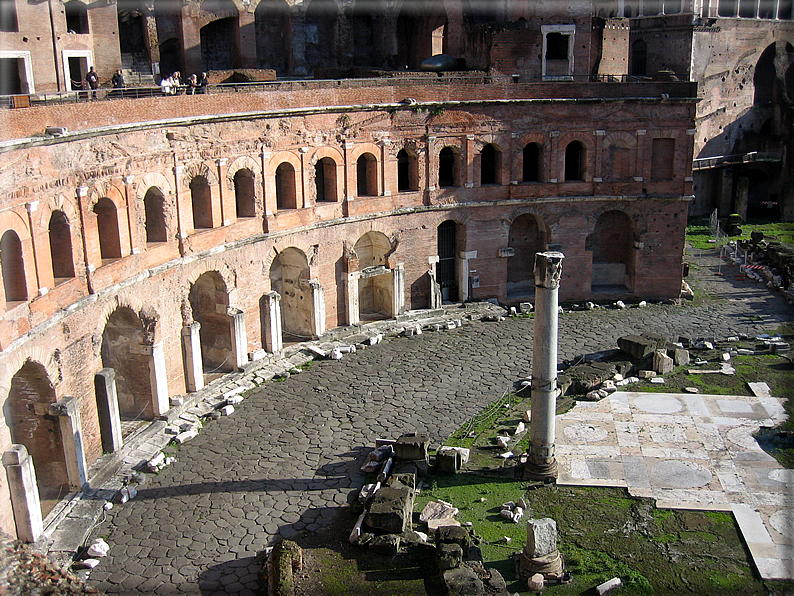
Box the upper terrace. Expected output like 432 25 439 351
0 75 697 145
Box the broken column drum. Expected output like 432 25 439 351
527 251 564 480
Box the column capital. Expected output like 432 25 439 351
534 251 565 289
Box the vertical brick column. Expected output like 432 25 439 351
25 200 49 295
217 158 231 226
457 251 477 302
173 164 187 256
465 134 475 188
123 175 139 255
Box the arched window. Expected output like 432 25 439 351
480 144 501 185
49 211 75 280
357 153 378 197
564 141 586 182
439 147 457 188
190 176 213 229
276 162 297 209
397 149 419 192
144 188 167 243
94 198 122 261
1 230 27 302
64 1 89 34
234 169 256 217
523 143 542 182
315 158 337 202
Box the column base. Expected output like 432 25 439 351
523 458 558 481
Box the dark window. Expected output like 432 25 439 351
564 142 585 181
49 211 75 280
397 149 418 192
718 0 738 15
1 230 27 302
0 0 18 32
523 143 541 182
94 198 122 260
546 32 569 60
437 220 457 299
631 40 647 77
739 0 759 16
234 169 256 217
190 176 213 229
65 1 89 34
315 157 337 202
276 162 297 209
144 188 167 242
357 153 377 197
480 144 500 185
439 147 456 188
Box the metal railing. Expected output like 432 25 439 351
693 151 784 170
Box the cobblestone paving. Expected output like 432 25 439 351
87 251 793 595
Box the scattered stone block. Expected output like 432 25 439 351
585 390 601 401
722 352 731 361
439 446 470 464
420 500 459 523
366 486 415 534
496 436 510 449
174 430 198 444
169 397 184 407
427 518 461 534
226 395 244 405
443 566 483 596
438 543 464 570
650 377 665 384
367 534 401 556
596 577 623 595
87 539 109 558
673 348 690 366
386 472 416 490
515 421 526 435
638 370 656 379
618 335 662 359
271 540 302 596
528 573 545 592
394 433 429 462
522 410 531 422
437 526 472 556
220 405 235 416
437 449 463 474
748 382 771 397
653 350 674 375
520 302 533 314
684 387 699 393
525 518 557 558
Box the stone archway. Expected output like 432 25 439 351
101 307 155 421
355 231 392 320
5 361 69 519
189 272 234 376
589 210 635 292
507 214 546 300
270 248 314 341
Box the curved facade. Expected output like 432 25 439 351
0 78 697 540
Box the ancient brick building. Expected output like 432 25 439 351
0 0 756 543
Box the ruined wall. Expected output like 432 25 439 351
0 79 694 541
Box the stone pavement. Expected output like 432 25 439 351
39 248 793 595
557 392 793 580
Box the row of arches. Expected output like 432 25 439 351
0 131 672 307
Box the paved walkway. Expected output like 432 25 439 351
41 248 793 594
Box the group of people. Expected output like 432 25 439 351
84 66 125 99
160 71 209 95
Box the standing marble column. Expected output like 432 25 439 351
526 251 564 480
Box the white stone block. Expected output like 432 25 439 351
87 538 110 558
650 377 665 384
175 430 198 444
226 395 244 405
515 421 525 435
596 577 622 595
169 397 184 407
220 405 235 416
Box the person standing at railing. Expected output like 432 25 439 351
112 69 124 89
86 66 99 99
186 74 199 95
198 72 208 94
